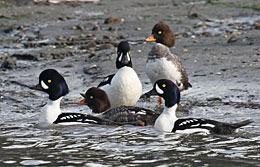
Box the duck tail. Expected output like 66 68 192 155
231 119 253 129
183 82 192 90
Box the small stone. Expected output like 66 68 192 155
223 34 228 38
202 32 212 36
136 27 142 31
64 64 74 68
57 36 66 41
1 57 17 69
104 16 121 24
207 97 222 102
253 22 260 29
97 44 114 51
183 49 188 52
72 25 84 30
227 36 239 43
81 41 97 50
83 65 102 75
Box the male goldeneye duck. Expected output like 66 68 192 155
77 87 159 126
36 69 116 127
144 22 192 101
97 41 142 108
153 79 253 134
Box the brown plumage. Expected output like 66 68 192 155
77 87 160 126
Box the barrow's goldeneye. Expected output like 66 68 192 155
97 41 142 108
153 79 252 134
36 69 117 127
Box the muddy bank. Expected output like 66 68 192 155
0 0 260 123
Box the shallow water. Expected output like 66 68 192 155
1 0 260 166
0 98 259 167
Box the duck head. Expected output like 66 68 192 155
77 87 111 114
153 79 180 108
116 41 132 69
37 69 69 101
146 22 175 48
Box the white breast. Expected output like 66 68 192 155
146 57 181 84
101 67 142 108
154 105 178 132
38 97 62 126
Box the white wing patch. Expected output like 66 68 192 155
201 123 215 128
179 119 197 126
137 110 146 115
41 80 49 90
60 114 82 120
85 119 97 124
155 84 164 94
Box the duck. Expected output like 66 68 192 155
77 87 159 126
36 69 118 127
97 41 142 108
153 79 253 134
144 22 192 101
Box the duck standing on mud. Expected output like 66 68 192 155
97 41 142 108
144 22 192 102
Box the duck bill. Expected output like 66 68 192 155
146 34 156 42
33 83 44 91
77 99 86 105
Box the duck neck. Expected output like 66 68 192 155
39 97 63 125
163 104 178 119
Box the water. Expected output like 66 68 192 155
0 101 259 166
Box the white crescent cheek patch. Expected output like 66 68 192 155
126 53 130 61
118 53 123 62
41 80 49 90
155 84 164 94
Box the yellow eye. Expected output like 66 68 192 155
48 80 51 83
128 52 130 54
162 84 166 88
90 96 93 99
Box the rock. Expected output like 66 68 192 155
97 44 114 51
104 16 121 24
92 22 100 30
80 41 97 50
64 64 74 68
12 53 39 61
72 25 84 30
253 22 260 29
1 57 17 69
83 64 102 75
227 36 239 43
207 96 222 102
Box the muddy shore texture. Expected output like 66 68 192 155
0 0 260 126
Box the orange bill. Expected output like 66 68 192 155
146 34 156 42
157 96 164 104
77 99 85 105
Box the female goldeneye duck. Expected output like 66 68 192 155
153 79 253 134
97 41 142 108
146 22 175 48
144 22 192 102
36 69 116 127
77 87 159 126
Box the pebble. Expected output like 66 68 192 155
1 57 17 69
227 36 239 43
104 16 121 24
